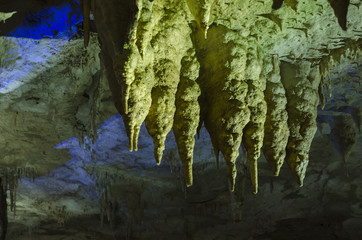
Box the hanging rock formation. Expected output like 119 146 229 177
262 56 289 177
87 0 362 192
280 61 321 186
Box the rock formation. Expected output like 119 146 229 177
0 0 361 239
89 0 361 192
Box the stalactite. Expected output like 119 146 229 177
135 2 155 57
118 51 154 152
280 61 321 186
194 25 251 191
200 0 215 38
262 55 289 176
242 42 266 194
0 167 39 223
319 39 361 101
173 50 201 186
145 59 180 164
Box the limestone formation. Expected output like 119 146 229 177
90 0 361 191
173 50 201 186
262 56 289 177
280 61 321 186
242 42 267 194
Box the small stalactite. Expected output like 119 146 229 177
242 42 266 194
319 39 362 103
0 167 37 239
200 0 216 38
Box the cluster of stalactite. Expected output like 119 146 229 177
319 39 361 109
85 0 361 193
318 38 361 172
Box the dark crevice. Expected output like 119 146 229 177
272 0 284 10
328 0 350 30
0 178 8 240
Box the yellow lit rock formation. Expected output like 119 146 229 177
90 0 361 192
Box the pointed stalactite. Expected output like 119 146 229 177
196 26 251 192
200 0 215 38
80 0 91 47
173 51 201 187
0 178 7 240
93 0 139 151
280 61 320 186
120 52 155 152
145 59 180 164
328 0 350 30
262 56 289 176
116 2 156 152
242 44 266 194
319 39 361 106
